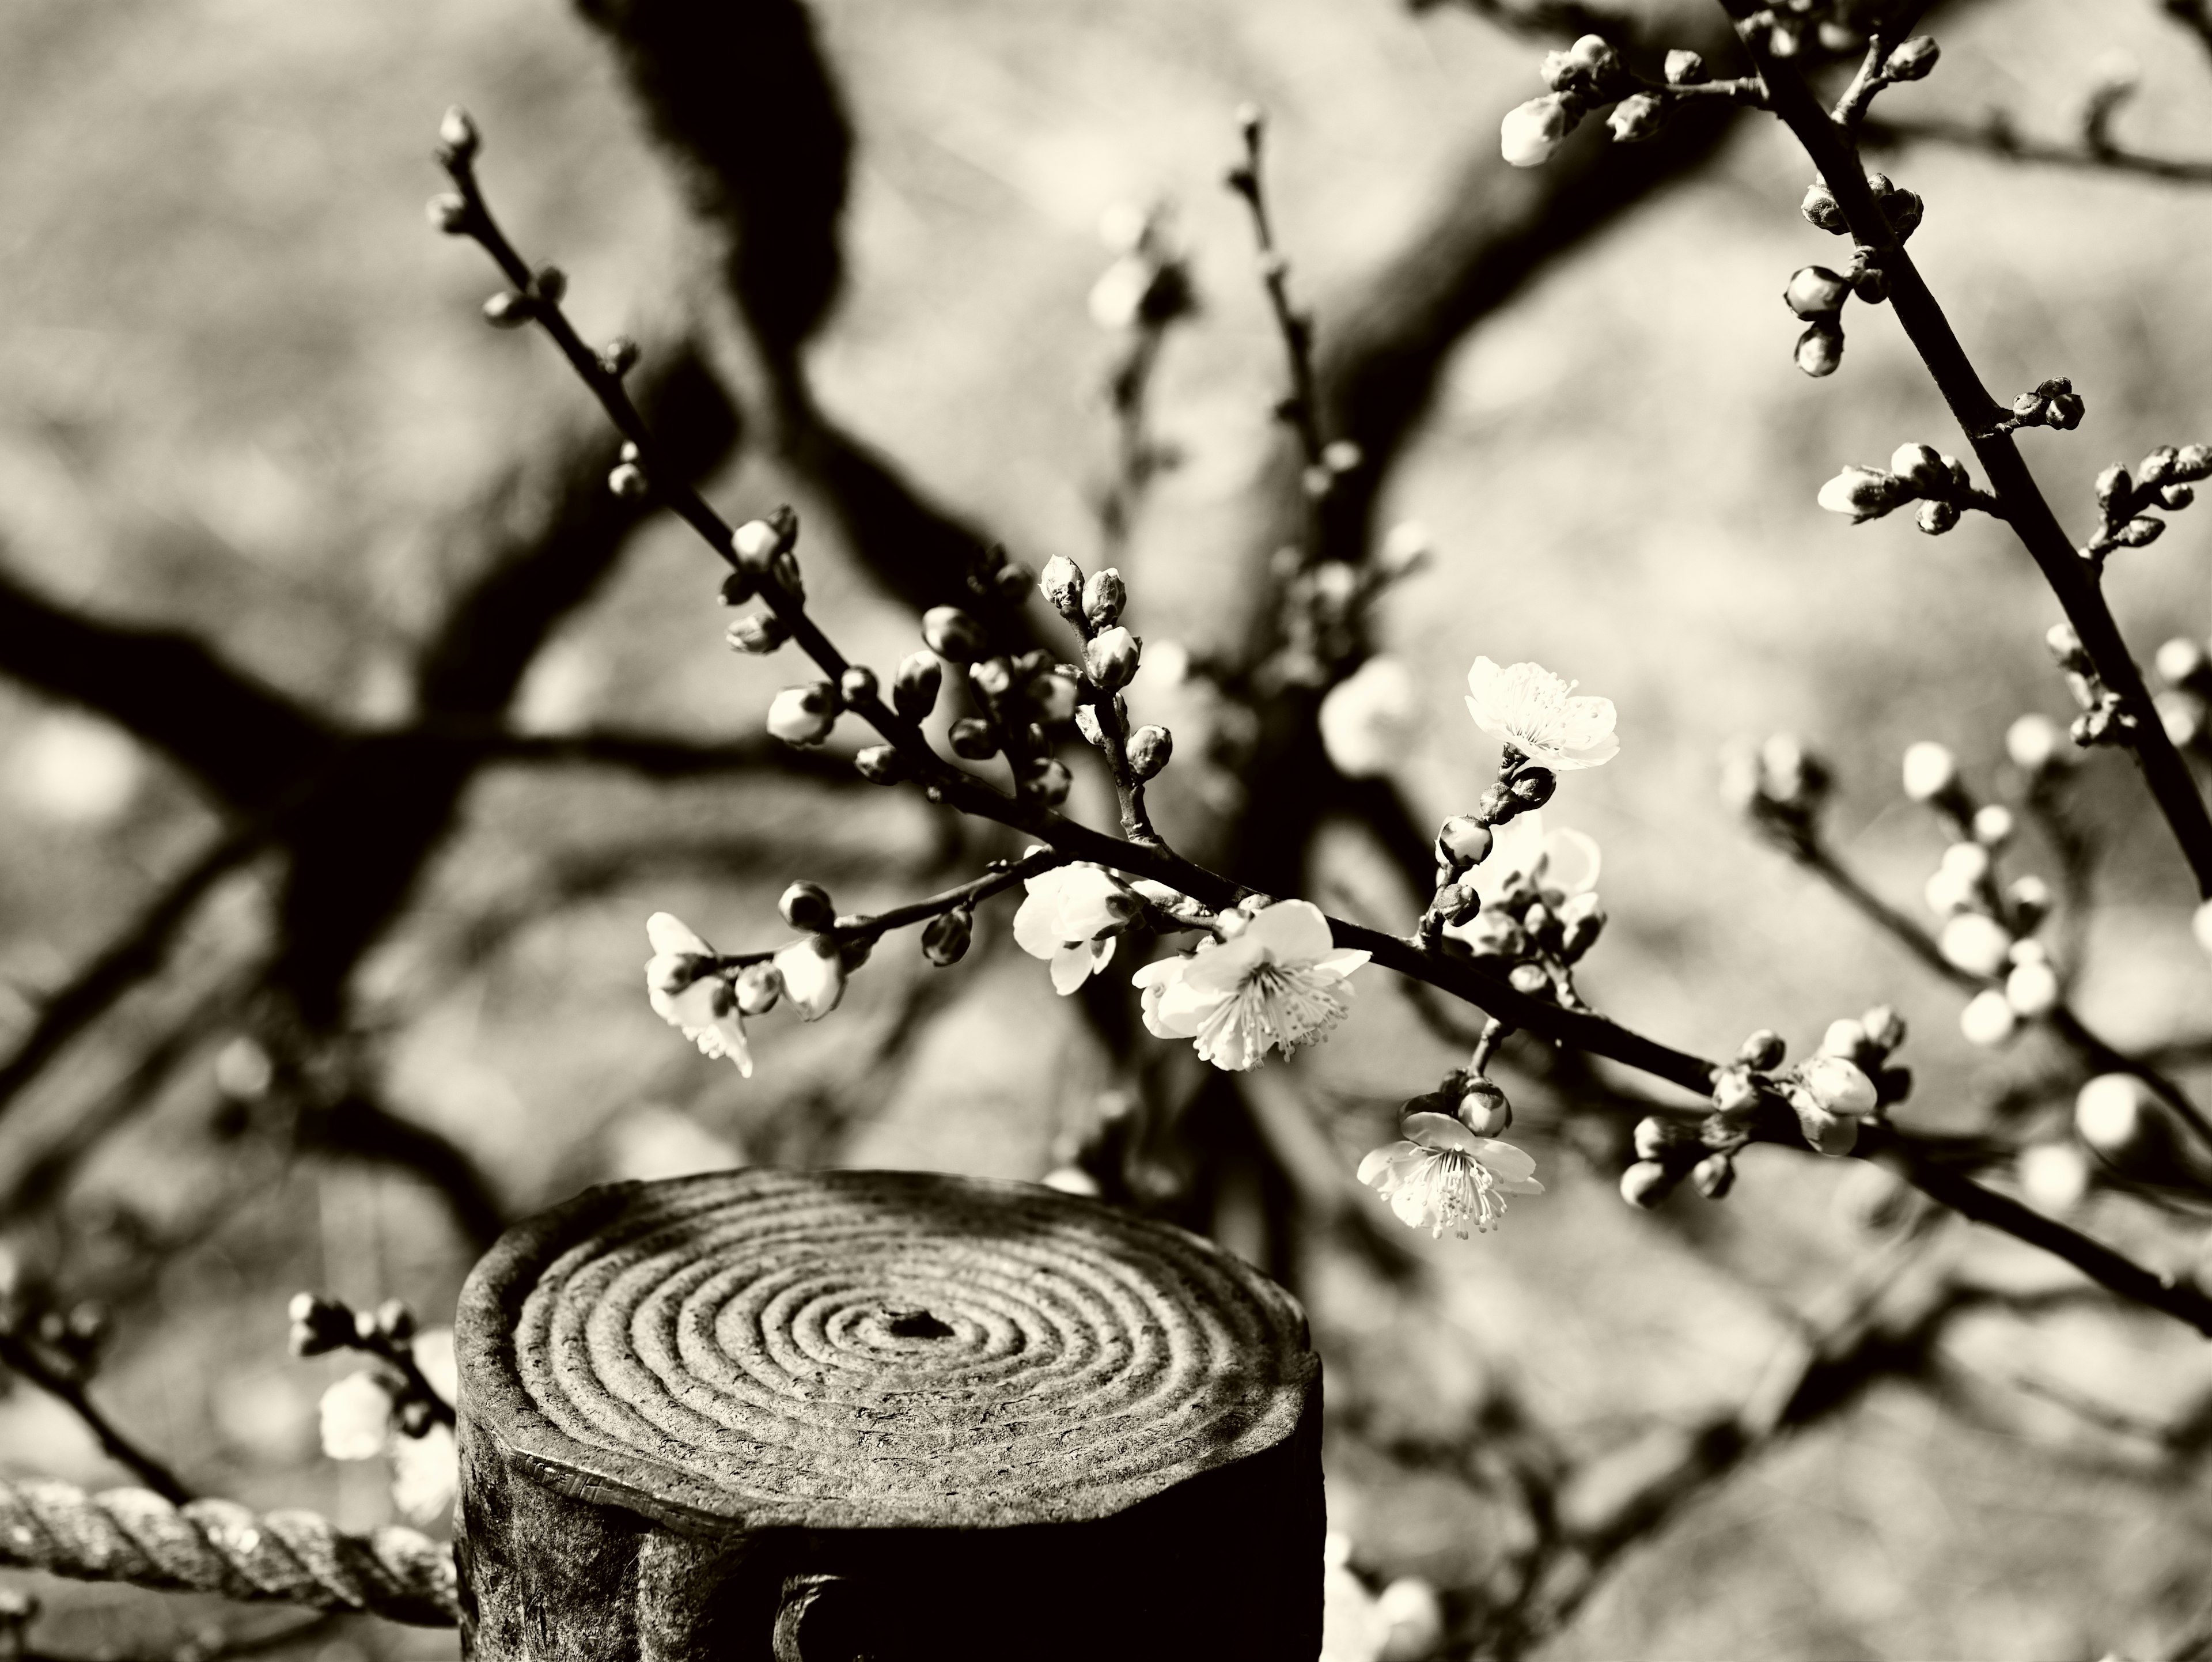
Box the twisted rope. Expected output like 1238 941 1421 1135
0 1477 459 1627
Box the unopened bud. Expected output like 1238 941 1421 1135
949 717 998 760
922 905 973 967
1861 1005 1907 1053
969 656 1016 701
1900 740 1957 802
922 606 988 664
482 290 531 329
1738 1029 1786 1070
893 651 943 721
1127 724 1172 779
2074 1073 2150 1155
1082 568 1127 628
734 961 782 1016
1795 321 1844 378
1040 556 1084 620
1457 1078 1512 1136
1500 94 1576 168
767 683 840 747
1433 882 1480 925
426 192 469 233
1691 1153 1736 1199
600 336 641 377
1884 35 1940 81
1509 766 1556 808
438 106 480 161
1620 1160 1675 1209
1959 986 2017 1047
725 613 790 654
779 881 835 932
1435 816 1493 868
2005 956 2060 1018
1712 1067 1762 1116
1783 266 1850 319
854 744 905 785
1633 1116 1675 1160
1800 181 1847 234
1025 758 1073 806
1915 499 1959 535
1607 92 1666 144
2044 622 2088 671
608 461 648 499
2096 464 2131 514
1972 804 2014 847
1817 464 1903 520
2006 711 2063 771
1664 49 1707 84
733 518 782 575
1939 911 2012 978
1084 626 1142 691
2116 516 2165 548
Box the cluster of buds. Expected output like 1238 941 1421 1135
1637 1014 1905 1202
1900 741 2061 1044
1800 170 1925 245
0 1250 108 1378
1719 732 1831 854
1037 554 1169 794
2078 443 2209 568
1499 35 1749 168
1994 376 2085 436
1781 242 1893 378
721 510 806 613
2153 634 2212 756
289 1293 451 1437
1816 442 1997 535
1400 1068 1517 1139
2044 622 2135 748
1428 827 1604 1015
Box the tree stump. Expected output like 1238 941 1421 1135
453 1169 1322 1660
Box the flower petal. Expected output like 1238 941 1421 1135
1012 890 1062 960
1242 898 1336 964
1403 1111 1483 1153
647 911 712 958
1471 1138 1537 1184
1540 827 1602 895
1050 942 1094 996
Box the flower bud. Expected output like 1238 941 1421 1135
923 605 988 664
2005 712 2062 772
1900 740 1957 802
1712 1067 1762 1116
1819 1018 1868 1059
1084 626 1142 691
1664 49 1707 84
1435 816 1493 869
2074 1073 2151 1156
1691 1153 1735 1199
1082 567 1127 629
1816 465 1903 521
767 683 840 747
970 656 1016 700
1874 181 1923 240
1509 766 1556 808
1795 1102 1858 1157
1039 556 1084 620
482 290 532 328
426 192 469 233
1861 1005 1907 1053
1433 882 1480 925
438 106 480 160
1127 724 1172 780
1457 1078 1513 1136
854 744 906 785
1633 1116 1675 1160
600 336 641 377
1607 93 1666 144
1074 705 1105 748
1783 266 1851 319
1796 1054 1877 1116
949 718 998 760
1565 33 1618 75
774 934 847 1021
2018 1141 2089 1214
725 614 790 654
893 650 943 721
2004 956 2059 1018
1915 499 1959 536
733 518 783 576
2116 516 2165 548
1025 758 1073 806
922 905 974 967
1737 1029 1786 1070
1885 35 1940 81
1794 321 1844 378
1958 986 2017 1046
731 961 782 1016
2006 874 2051 929
839 665 878 706
1558 892 1604 959
1938 911 2012 978
1800 181 1847 234
1971 804 2014 847
779 881 835 932
1507 961 1550 995
2095 463 2131 514
1620 1160 1675 1208
2045 622 2088 670
1940 839 1991 888
1500 95 1575 168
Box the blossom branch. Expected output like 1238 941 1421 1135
1225 108 1325 474
1722 9 2212 900
1862 111 2212 186
0 1326 191 1504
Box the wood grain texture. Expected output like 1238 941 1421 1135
455 1169 1323 1660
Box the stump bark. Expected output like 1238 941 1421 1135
453 1168 1323 1661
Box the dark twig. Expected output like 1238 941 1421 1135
0 1329 190 1504
1863 112 2212 184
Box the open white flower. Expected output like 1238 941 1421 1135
1318 656 1418 779
1131 899 1369 1072
319 1371 395 1463
1465 657 1619 770
644 913 751 1075
391 1422 459 1522
1014 865 1141 994
1357 1112 1543 1237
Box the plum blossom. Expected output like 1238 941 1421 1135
644 913 751 1075
1014 865 1141 994
774 934 847 1021
1318 656 1418 779
1464 657 1619 770
1131 899 1369 1072
391 1422 459 1522
319 1371 394 1463
1441 811 1600 954
1357 1112 1543 1237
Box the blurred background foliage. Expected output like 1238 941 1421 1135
1 0 2211 1657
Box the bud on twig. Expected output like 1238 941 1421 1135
893 651 943 721
1084 627 1142 691
608 461 648 499
840 666 878 706
949 717 998 760
767 683 840 747
855 744 906 785
734 961 782 1016
922 905 973 967
1127 724 1172 780
1040 556 1084 622
1082 568 1127 629
725 614 790 654
438 106 480 164
1026 758 1074 806
923 606 988 664
1884 36 1940 81
780 881 835 932
426 192 469 234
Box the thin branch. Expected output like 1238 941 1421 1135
1863 112 2212 184
0 1328 190 1504
1725 9 2212 899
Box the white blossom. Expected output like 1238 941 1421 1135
1013 865 1141 995
1131 899 1369 1072
1938 912 2012 979
1499 95 1574 167
643 913 751 1075
1318 656 1418 779
1900 740 1957 802
1464 657 1618 770
1356 1111 1543 1237
2075 1073 2149 1153
391 1423 459 1522
774 934 847 1021
1959 986 2017 1046
319 1371 394 1463
1440 812 1599 955
2018 1141 2089 1213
